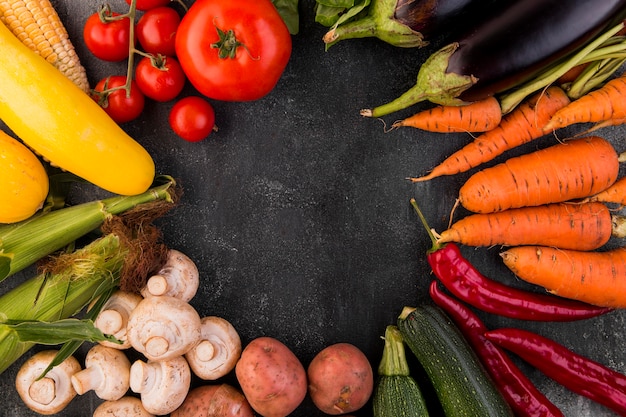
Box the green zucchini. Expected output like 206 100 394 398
373 325 429 417
397 304 513 417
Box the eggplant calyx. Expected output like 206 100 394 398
360 43 475 118
323 0 426 49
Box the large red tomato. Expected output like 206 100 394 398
174 0 292 102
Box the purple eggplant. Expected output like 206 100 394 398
362 0 626 117
322 0 507 48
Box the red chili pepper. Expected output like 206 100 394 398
427 242 610 321
485 328 626 416
429 280 564 417
409 198 611 321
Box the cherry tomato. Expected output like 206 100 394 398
175 0 292 101
125 0 171 11
136 6 180 56
92 76 145 124
169 96 216 142
135 56 186 102
83 10 133 62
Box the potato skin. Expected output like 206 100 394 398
235 336 307 417
307 343 374 415
171 384 254 417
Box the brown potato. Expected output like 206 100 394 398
235 336 307 417
307 343 374 415
171 384 254 417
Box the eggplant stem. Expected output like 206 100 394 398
361 43 472 117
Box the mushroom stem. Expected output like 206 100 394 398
93 290 143 350
145 336 170 358
130 356 191 415
95 309 124 335
127 295 202 361
194 340 216 361
70 365 102 395
70 345 131 401
141 249 199 302
185 316 242 380
29 378 56 405
16 350 81 415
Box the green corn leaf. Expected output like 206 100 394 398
0 175 177 281
3 318 121 345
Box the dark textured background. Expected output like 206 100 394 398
1 0 626 416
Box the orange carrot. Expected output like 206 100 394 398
501 245 626 308
557 62 590 84
544 75 626 131
391 96 501 133
458 136 619 213
436 202 619 251
410 87 570 182
585 174 626 205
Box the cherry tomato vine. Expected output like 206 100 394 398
85 0 294 140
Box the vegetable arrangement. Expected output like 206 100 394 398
351 0 626 402
5 0 626 415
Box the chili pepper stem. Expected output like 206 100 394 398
409 198 443 252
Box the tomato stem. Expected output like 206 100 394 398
210 22 259 60
211 27 243 59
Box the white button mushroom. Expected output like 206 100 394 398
15 350 81 415
70 344 131 401
185 316 242 380
126 295 202 361
93 290 143 350
93 396 155 417
129 356 191 416
140 249 199 302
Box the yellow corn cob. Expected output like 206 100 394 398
0 0 90 92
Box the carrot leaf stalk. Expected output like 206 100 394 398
499 22 624 114
566 55 626 99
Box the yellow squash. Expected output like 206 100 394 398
0 130 48 223
0 20 155 196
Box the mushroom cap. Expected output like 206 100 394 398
130 356 191 415
93 396 155 417
15 350 81 415
127 295 202 361
141 249 199 302
185 316 242 380
71 344 131 401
